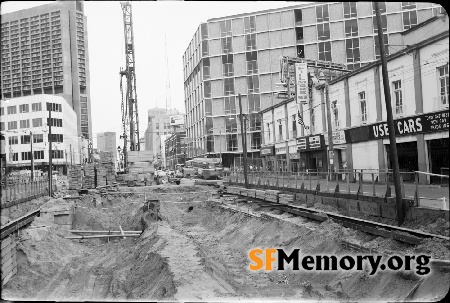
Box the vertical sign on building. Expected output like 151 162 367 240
295 62 309 105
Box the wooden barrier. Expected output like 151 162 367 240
1 233 17 286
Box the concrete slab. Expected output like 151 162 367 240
359 200 382 217
381 203 397 220
322 196 338 208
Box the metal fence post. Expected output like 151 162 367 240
414 172 420 207
372 173 376 197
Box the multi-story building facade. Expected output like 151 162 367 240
0 95 87 175
165 131 187 170
96 131 117 167
262 12 449 184
183 2 445 168
144 107 181 155
1 0 92 140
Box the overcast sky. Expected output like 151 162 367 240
2 1 296 147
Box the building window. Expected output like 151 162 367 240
244 16 256 33
402 2 416 9
374 34 389 59
343 2 357 18
204 81 211 98
21 151 32 161
266 122 272 142
432 6 446 17
437 65 449 107
7 105 17 115
292 114 297 137
277 120 283 141
0 122 4 131
19 104 29 113
32 118 42 127
344 19 358 37
201 23 208 40
9 136 18 145
11 153 19 161
246 51 258 74
226 134 237 151
156 123 159 130
247 75 259 93
224 78 235 95
205 99 212 115
203 57 210 80
34 150 44 159
0 108 4 116
201 40 208 56
392 80 403 115
222 54 234 77
317 23 330 40
206 135 214 153
20 119 30 128
403 11 417 30
372 2 386 14
359 91 367 124
224 96 236 114
249 113 261 131
221 37 232 53
251 132 261 150
245 33 257 51
33 134 43 143
8 121 17 130
332 101 340 129
346 38 360 64
318 42 331 61
372 15 387 33
220 20 232 37
316 4 329 23
226 115 238 133
248 94 260 112
21 135 31 144
294 9 303 25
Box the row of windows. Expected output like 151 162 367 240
8 151 45 161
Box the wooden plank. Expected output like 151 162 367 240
0 236 11 250
1 241 15 259
1 266 16 286
1 255 13 273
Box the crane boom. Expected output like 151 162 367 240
120 1 140 161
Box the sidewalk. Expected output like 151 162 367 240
226 173 449 210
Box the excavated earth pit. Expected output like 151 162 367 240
2 184 450 301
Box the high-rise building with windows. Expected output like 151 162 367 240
1 0 92 140
183 2 445 168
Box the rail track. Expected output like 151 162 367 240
219 193 449 246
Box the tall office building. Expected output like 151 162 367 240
1 0 92 140
144 107 181 156
96 131 117 164
182 2 444 168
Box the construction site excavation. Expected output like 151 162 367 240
1 175 449 302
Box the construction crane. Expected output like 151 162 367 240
119 1 140 172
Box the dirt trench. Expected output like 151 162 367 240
2 184 450 301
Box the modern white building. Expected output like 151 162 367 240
0 95 88 175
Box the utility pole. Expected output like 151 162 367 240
238 94 249 188
70 144 73 166
324 80 334 180
375 2 404 226
48 107 53 196
30 131 34 182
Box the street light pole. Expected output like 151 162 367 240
375 2 404 226
238 94 249 188
30 131 34 182
324 81 334 180
48 107 53 196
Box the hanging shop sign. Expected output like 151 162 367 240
260 145 275 156
275 146 286 155
324 130 347 145
294 62 309 104
296 134 325 151
345 109 449 143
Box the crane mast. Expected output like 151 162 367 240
120 1 140 172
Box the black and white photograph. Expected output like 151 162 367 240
0 0 449 301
